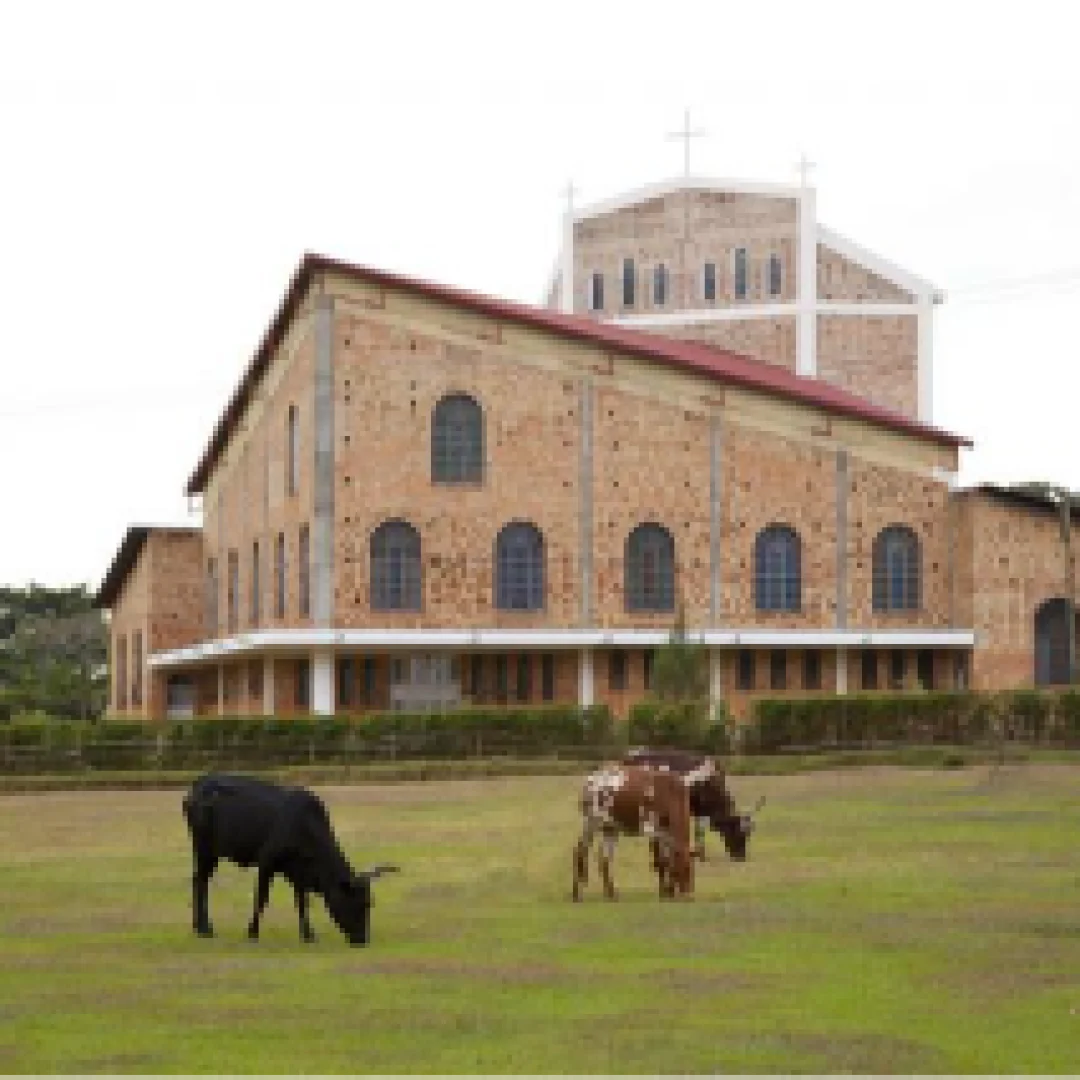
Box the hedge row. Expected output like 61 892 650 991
743 689 1080 752
3 690 1080 775
0 705 618 773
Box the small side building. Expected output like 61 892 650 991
953 484 1080 690
94 527 203 717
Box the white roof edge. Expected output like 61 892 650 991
816 224 941 300
148 627 976 667
574 175 806 223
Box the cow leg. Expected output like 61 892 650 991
692 817 707 860
649 838 662 872
246 867 274 941
291 881 316 943
652 838 669 898
191 851 218 937
572 820 596 902
598 830 618 900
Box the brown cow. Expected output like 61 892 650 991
623 747 765 862
572 764 694 901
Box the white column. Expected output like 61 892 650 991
263 655 275 716
917 296 935 424
578 648 594 708
709 649 724 714
312 650 335 716
797 183 818 378
836 648 848 696
560 208 575 314
217 664 225 716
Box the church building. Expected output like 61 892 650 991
94 167 1080 720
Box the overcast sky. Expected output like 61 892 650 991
2 0 1078 591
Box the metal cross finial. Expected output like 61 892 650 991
666 109 707 178
561 179 578 219
796 151 817 188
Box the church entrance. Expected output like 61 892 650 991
389 653 462 712
166 674 197 718
1034 597 1075 685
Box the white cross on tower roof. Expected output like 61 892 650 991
666 109 707 178
796 151 817 188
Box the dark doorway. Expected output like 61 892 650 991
1035 597 1074 685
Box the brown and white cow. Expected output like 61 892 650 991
572 764 694 902
623 747 765 862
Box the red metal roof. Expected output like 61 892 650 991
185 253 971 496
94 526 202 610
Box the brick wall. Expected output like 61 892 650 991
956 492 1079 689
817 245 914 302
817 314 918 419
572 190 798 317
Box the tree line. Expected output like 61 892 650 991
0 585 108 722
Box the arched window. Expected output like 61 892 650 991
287 404 299 497
622 258 636 307
872 525 921 612
370 520 422 611
625 523 675 612
1035 597 1074 685
495 522 544 611
733 248 748 300
755 525 801 612
432 394 484 484
768 253 783 297
653 264 668 306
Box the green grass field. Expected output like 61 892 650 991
1 765 1079 1073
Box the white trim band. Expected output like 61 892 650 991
607 301 920 328
148 627 976 668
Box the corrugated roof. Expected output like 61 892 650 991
94 526 201 610
185 252 972 496
960 483 1080 520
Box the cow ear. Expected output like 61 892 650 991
360 863 401 881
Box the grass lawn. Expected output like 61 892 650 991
1 765 1079 1073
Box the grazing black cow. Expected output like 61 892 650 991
182 773 399 946
623 747 765 861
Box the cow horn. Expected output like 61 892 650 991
361 864 401 880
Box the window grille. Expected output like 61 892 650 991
754 525 801 612
625 523 675 612
370 520 422 611
432 394 484 483
495 522 544 611
872 526 921 611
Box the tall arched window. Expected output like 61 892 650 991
432 393 484 484
287 404 299 497
625 523 675 612
754 525 801 612
370 520 422 611
653 264 668 306
495 522 544 611
872 525 921 612
1035 597 1073 685
768 253 783 297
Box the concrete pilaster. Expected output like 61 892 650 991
263 655 275 716
312 294 335 627
836 648 848 695
312 651 335 716
217 664 225 716
578 649 594 708
579 377 594 625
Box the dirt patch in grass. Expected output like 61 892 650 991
345 955 595 986
771 1031 946 1073
69 1051 171 1072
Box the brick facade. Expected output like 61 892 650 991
556 184 923 422
101 258 985 722
955 490 1080 690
